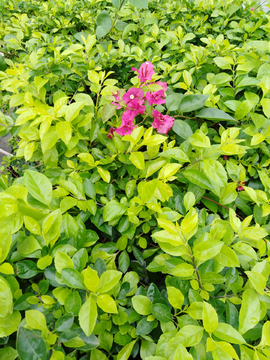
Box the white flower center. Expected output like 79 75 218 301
146 62 149 64
130 95 134 99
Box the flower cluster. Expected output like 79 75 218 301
109 62 174 137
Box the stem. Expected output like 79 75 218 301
174 114 205 123
0 148 13 157
0 49 18 58
181 231 203 289
105 0 126 38
68 81 83 105
201 196 244 220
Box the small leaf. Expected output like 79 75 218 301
97 294 118 313
79 295 97 336
96 11 112 39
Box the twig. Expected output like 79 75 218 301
0 148 13 157
0 49 18 58
201 196 244 220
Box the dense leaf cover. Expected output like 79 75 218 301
1 0 270 359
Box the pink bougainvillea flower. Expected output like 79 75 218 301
131 61 155 82
152 109 174 134
156 81 168 91
112 91 122 109
122 88 144 105
115 110 137 136
237 181 245 191
107 127 116 140
127 98 146 115
145 90 166 105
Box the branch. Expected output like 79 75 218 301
0 148 13 157
201 196 244 221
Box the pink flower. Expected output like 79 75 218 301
131 61 155 83
112 91 122 109
145 90 166 105
156 81 168 91
115 110 137 136
236 181 245 191
122 88 144 105
127 98 146 115
107 127 116 140
251 7 254 11
152 109 174 134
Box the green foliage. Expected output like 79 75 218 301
1 0 270 359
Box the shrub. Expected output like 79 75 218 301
0 1 270 359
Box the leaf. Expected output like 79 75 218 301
215 245 239 267
239 289 260 334
97 167 111 183
259 321 270 346
0 228 12 264
25 310 47 331
97 270 122 293
132 295 152 315
203 302 218 333
56 121 72 145
118 250 130 273
151 303 171 323
172 120 193 139
79 295 97 336
189 133 210 148
173 344 193 360
129 0 148 9
61 268 86 290
24 170 52 205
0 54 7 71
182 169 213 191
117 340 137 360
177 325 204 347
0 347 18 360
129 152 145 170
103 200 127 222
97 294 118 313
0 311 21 337
136 318 156 336
235 100 254 120
196 108 235 122
245 271 266 295
179 94 209 113
138 179 158 202
55 251 73 274
96 11 112 39
82 266 100 292
101 103 116 123
0 276 13 317
17 327 47 360
65 101 85 122
159 148 189 162
167 287 184 309
193 241 224 262
166 94 183 111
213 323 246 344
171 263 194 277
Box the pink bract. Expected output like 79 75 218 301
107 127 116 140
127 98 146 115
131 61 155 82
145 90 166 105
152 109 174 134
115 110 137 136
156 81 168 91
122 88 144 105
112 91 122 109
